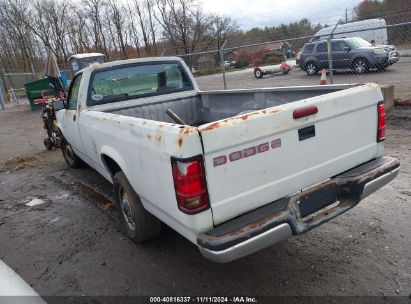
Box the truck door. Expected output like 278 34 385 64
61 73 84 156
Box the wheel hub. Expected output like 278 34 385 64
65 143 74 161
307 64 315 75
120 193 136 231
355 61 365 73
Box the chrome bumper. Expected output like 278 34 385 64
198 156 399 263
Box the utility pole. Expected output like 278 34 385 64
346 9 348 23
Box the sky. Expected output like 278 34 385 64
201 0 362 30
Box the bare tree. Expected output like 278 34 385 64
83 0 109 59
154 0 212 54
107 0 128 59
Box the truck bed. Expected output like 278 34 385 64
105 85 358 126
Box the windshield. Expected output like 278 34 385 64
88 61 193 105
348 37 372 48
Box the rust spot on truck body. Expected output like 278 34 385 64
146 134 152 140
178 138 183 147
199 121 222 132
179 127 197 136
199 107 281 132
227 210 289 237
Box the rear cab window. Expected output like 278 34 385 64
87 61 194 106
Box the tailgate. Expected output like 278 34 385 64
198 84 384 225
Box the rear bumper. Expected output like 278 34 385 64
197 156 399 263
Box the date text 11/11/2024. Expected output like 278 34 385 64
149 296 258 303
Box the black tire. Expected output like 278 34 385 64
254 68 263 79
113 171 161 243
353 58 369 74
61 139 84 168
282 69 290 75
304 62 318 76
44 138 53 150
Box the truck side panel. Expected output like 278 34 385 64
77 112 214 244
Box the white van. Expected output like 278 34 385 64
312 19 387 45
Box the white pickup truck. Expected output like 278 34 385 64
57 57 399 263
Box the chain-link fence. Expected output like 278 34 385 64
179 21 411 100
1 19 410 111
0 66 70 108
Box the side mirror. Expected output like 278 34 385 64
344 46 351 52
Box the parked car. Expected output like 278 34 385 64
299 37 399 75
224 60 236 67
56 57 399 263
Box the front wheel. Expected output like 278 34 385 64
44 138 53 150
282 69 290 75
353 58 369 74
113 171 161 243
61 139 84 168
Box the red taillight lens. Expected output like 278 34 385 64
377 101 386 142
171 155 209 214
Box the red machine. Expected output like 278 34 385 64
33 91 64 150
254 62 292 79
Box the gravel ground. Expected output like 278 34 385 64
0 104 410 301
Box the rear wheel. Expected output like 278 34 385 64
254 68 263 79
61 139 84 168
113 171 161 243
353 58 369 74
305 62 318 76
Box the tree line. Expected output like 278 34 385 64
2 0 409 74
0 0 325 73
0 0 241 72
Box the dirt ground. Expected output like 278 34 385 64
0 104 410 301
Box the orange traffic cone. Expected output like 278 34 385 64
320 69 327 85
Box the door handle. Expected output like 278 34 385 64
298 125 315 141
73 114 76 121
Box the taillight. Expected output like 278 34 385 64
171 155 209 214
377 101 386 142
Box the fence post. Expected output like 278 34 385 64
30 62 36 81
10 88 18 105
327 38 334 84
220 40 228 90
0 78 5 110
327 20 341 85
